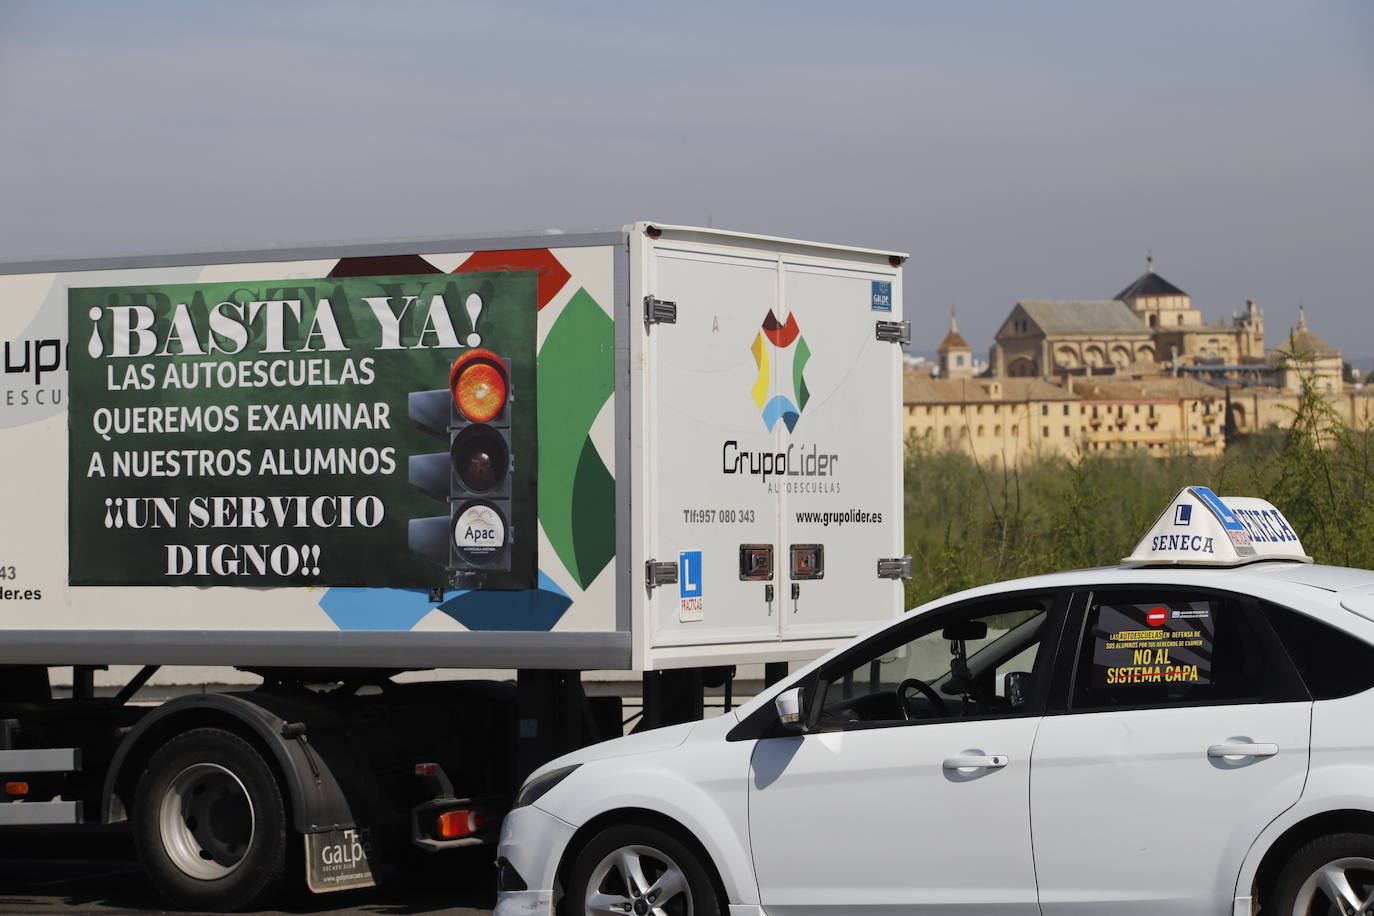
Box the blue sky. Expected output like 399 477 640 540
2 1 1371 363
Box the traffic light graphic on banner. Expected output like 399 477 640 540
408 349 516 587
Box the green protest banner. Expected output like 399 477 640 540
67 272 537 588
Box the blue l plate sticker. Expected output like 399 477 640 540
679 550 703 598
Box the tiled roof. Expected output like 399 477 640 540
1115 270 1188 301
939 328 970 351
1016 300 1150 335
938 315 970 351
903 374 1079 404
1284 328 1339 359
1268 310 1339 362
1070 377 1225 401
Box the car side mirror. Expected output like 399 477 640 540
774 686 806 733
1003 671 1031 709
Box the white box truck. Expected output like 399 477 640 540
0 222 908 908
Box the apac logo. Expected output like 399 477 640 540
750 311 811 433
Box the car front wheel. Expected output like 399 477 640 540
564 823 721 916
1271 833 1374 915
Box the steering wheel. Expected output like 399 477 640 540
896 677 948 720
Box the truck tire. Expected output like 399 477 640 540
132 727 291 911
563 823 722 916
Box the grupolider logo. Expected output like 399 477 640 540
750 310 811 433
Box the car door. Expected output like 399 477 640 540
1030 587 1312 915
747 591 1067 916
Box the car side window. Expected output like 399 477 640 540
811 593 1058 731
1262 601 1374 700
1068 590 1306 711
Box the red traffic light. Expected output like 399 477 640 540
449 349 508 422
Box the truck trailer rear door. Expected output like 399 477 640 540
775 259 904 639
640 229 904 663
645 243 785 651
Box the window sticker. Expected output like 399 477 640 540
1089 601 1215 688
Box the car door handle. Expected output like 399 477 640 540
1207 743 1279 759
942 754 1009 770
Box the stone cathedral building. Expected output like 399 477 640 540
902 258 1370 467
989 258 1266 378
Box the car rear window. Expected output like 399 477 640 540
1263 602 1374 700
1069 590 1306 711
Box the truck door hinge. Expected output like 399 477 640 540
644 296 678 326
877 556 913 580
645 560 679 590
875 320 910 345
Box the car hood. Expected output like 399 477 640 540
529 720 701 779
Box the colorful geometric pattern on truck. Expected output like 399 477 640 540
328 248 617 631
62 247 613 632
751 310 811 433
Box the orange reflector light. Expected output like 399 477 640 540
5 782 28 796
449 349 508 422
436 808 482 839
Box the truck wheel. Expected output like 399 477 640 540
564 823 721 916
133 727 291 911
1270 832 1374 915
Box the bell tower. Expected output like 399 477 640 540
939 314 973 380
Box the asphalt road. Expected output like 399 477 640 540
0 827 495 915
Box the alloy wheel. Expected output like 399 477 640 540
1292 856 1374 916
583 844 693 916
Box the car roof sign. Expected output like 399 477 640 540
1122 486 1313 567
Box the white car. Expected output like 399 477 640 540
496 488 1374 916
